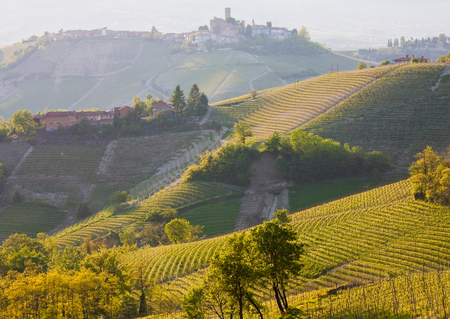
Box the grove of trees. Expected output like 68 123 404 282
185 127 390 186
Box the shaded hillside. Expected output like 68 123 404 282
0 38 363 119
303 64 448 171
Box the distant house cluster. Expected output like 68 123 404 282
39 28 159 42
163 8 294 48
33 106 133 132
393 54 429 63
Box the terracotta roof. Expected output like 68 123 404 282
393 55 428 62
153 101 173 110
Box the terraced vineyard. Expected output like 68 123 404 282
121 179 450 318
0 202 65 242
104 131 204 175
304 64 448 167
54 181 243 246
0 142 30 175
16 145 105 176
209 65 399 139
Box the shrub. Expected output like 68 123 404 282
76 201 90 219
110 191 128 205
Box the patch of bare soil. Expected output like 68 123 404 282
235 153 292 230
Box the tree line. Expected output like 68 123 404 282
184 125 390 186
0 83 210 143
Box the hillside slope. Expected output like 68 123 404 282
0 38 363 119
209 65 399 138
303 64 448 171
128 179 450 318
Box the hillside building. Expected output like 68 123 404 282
393 55 429 63
33 106 133 132
152 101 175 118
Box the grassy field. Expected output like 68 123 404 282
289 176 380 212
180 197 242 236
0 202 65 242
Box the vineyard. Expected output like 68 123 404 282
208 66 399 138
0 202 65 242
54 181 243 246
103 131 204 175
16 145 106 176
118 179 450 318
303 64 448 168
0 142 30 175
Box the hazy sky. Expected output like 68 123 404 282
1 0 449 49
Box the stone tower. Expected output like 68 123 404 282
225 8 231 19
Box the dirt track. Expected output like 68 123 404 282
235 153 292 230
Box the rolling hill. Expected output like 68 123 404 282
2 60 450 318
0 38 364 119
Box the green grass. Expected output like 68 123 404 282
0 143 30 175
180 197 242 236
289 176 380 212
0 202 65 243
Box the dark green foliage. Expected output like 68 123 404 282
12 189 23 203
273 130 390 182
145 207 177 223
437 53 450 62
76 201 91 219
186 84 209 117
169 84 186 116
184 142 259 186
110 190 128 205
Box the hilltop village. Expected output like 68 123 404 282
24 8 295 51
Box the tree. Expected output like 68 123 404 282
393 38 399 47
198 25 209 31
110 190 128 205
266 21 272 28
409 146 446 203
381 60 390 66
439 33 447 44
182 287 206 319
11 110 36 136
298 25 310 40
410 57 420 64
169 85 186 116
132 97 146 117
76 201 90 219
357 62 368 70
400 36 405 47
165 218 192 243
233 122 253 145
187 84 201 115
250 220 304 314
209 233 262 319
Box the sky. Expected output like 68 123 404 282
1 0 449 50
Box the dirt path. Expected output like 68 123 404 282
235 153 292 230
67 77 105 110
209 67 236 101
